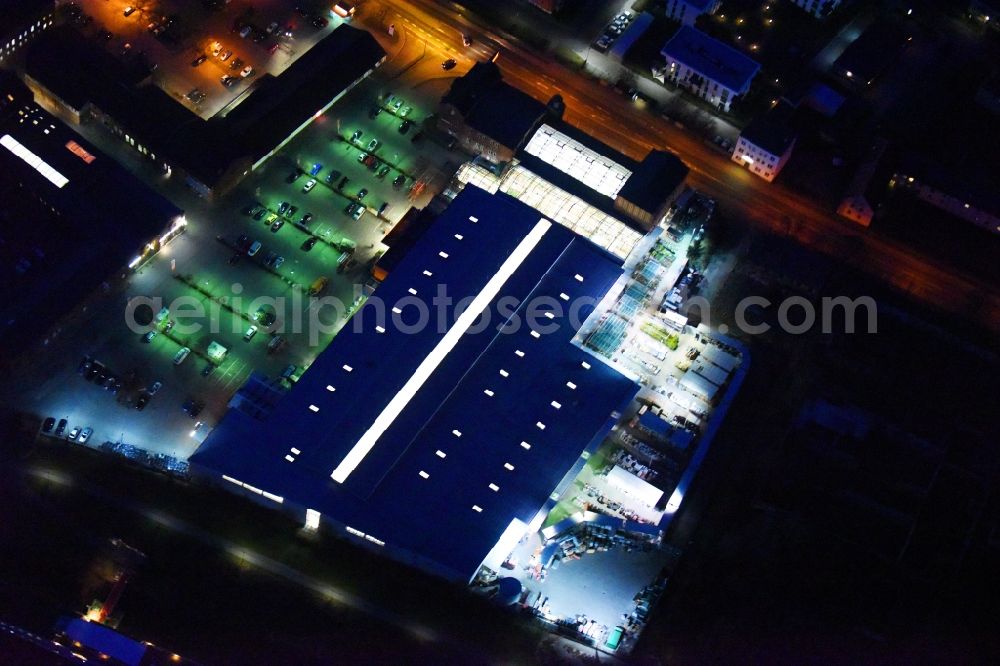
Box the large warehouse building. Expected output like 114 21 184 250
191 186 640 582
0 71 183 358
22 23 385 196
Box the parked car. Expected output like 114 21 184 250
286 170 301 184
398 119 413 134
143 330 158 343
367 138 380 152
357 188 368 201
248 240 262 256
325 169 341 184
442 58 457 70
55 419 68 436
174 347 191 365
301 237 318 252
244 325 258 341
149 381 163 395
78 427 93 444
302 179 317 193
135 393 150 410
67 426 81 441
42 417 56 433
191 54 208 67
270 218 284 233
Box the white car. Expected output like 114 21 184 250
302 179 316 193
149 381 163 394
219 49 233 61
211 42 222 57
78 427 93 444
244 325 258 341
240 65 254 78
67 426 81 441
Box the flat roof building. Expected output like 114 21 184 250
0 0 53 65
438 60 559 165
660 26 760 112
732 103 797 182
23 24 385 196
0 71 183 357
664 0 721 26
191 186 639 582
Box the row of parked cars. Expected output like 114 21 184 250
594 10 635 52
40 416 92 444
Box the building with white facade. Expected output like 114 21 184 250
731 104 796 182
659 26 760 112
665 0 721 25
788 0 843 18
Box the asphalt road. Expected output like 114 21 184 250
355 0 1000 333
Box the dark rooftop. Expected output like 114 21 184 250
740 102 797 156
0 0 52 37
442 60 550 150
0 72 181 354
24 24 384 188
832 19 911 85
661 25 760 92
618 150 689 213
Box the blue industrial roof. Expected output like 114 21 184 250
661 26 760 92
192 186 639 581
60 619 147 666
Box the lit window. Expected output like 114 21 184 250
435 450 447 458
418 470 429 479
308 405 320 413
488 483 499 492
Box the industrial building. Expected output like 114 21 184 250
191 186 640 583
22 23 385 196
451 118 688 260
731 103 797 182
0 0 53 65
0 71 183 357
437 60 561 165
659 26 760 112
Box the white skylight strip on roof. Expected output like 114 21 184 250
483 389 494 396
523 124 632 197
551 401 562 409
423 270 433 277
1 133 69 188
504 462 515 471
408 288 417 295
330 218 553 484
489 483 499 492
520 441 531 450
326 385 336 392
514 350 525 357
309 405 320 412
566 381 577 390
285 455 296 462
559 293 570 301
418 470 430 479
435 450 447 458
290 448 301 455
472 504 482 512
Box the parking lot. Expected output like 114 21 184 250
72 0 344 118
13 22 465 461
